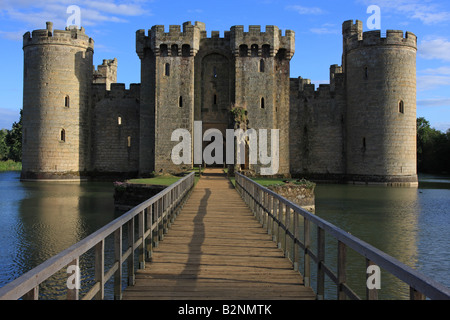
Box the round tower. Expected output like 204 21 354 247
343 20 418 186
21 22 94 180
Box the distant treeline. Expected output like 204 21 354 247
0 110 448 174
0 109 22 162
417 117 450 174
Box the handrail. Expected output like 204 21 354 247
0 172 195 300
235 172 450 300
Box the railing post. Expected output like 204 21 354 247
277 201 283 250
267 195 273 235
285 207 291 259
139 210 145 269
304 217 311 288
114 227 123 300
317 226 325 300
94 239 105 300
23 286 39 300
337 241 347 300
293 211 299 272
66 258 79 300
153 200 160 248
366 259 378 300
146 206 153 262
271 197 277 242
410 287 426 300
158 198 164 241
127 218 135 286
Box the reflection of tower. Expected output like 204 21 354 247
343 20 418 185
21 22 94 180
136 22 200 175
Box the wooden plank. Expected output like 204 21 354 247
122 168 316 300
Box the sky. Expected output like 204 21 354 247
0 0 450 132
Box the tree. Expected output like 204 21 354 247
5 109 22 162
417 117 450 174
0 129 8 160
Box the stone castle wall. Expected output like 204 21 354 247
21 22 94 180
91 83 140 177
343 21 417 185
21 20 419 185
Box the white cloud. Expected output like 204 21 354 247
285 5 324 15
0 108 21 130
310 23 339 35
358 0 450 25
0 0 151 32
433 122 450 133
422 66 450 75
417 64 450 91
419 38 450 61
417 75 450 91
417 98 450 107
0 30 26 41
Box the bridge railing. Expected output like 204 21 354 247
0 172 195 300
235 172 450 300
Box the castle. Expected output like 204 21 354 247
20 20 418 186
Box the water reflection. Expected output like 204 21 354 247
1 171 449 300
0 171 118 299
314 176 450 299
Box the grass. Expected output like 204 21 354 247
127 175 183 186
126 167 203 186
223 168 315 189
0 160 22 172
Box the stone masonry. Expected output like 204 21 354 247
21 20 418 186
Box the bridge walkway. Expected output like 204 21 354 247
122 168 316 300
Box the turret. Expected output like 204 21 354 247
343 20 418 185
21 22 94 180
136 22 202 175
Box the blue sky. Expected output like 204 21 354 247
0 0 450 132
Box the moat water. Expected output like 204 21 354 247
0 171 449 300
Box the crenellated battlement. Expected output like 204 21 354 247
92 83 141 102
291 63 345 99
230 25 295 58
23 22 94 50
136 21 205 58
136 22 295 59
343 20 417 52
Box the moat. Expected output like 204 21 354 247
0 171 449 299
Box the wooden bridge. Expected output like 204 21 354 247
122 168 315 300
1 167 450 300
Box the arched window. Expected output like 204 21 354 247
262 44 270 58
364 67 369 80
64 95 70 108
251 44 259 57
239 45 248 57
182 44 190 57
213 66 217 78
60 129 66 142
160 44 168 57
171 44 178 57
118 116 122 125
127 136 131 148
260 97 265 109
259 59 265 72
213 94 217 105
165 63 170 76
363 137 366 149
398 100 404 114
179 96 183 108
